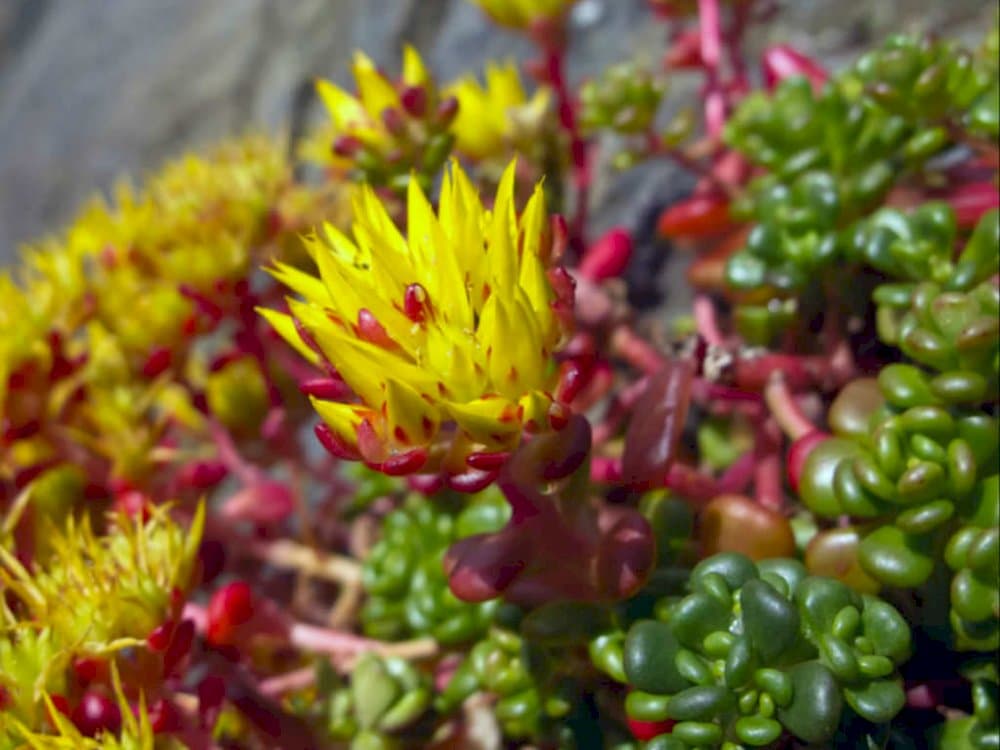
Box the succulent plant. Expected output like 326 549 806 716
591 553 911 747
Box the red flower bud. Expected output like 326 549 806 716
141 347 173 378
72 691 122 738
404 283 431 323
381 106 407 136
627 715 676 741
466 451 511 471
315 422 362 460
148 698 182 734
446 467 500 494
356 309 401 351
206 581 255 647
332 134 362 158
404 474 443 495
369 447 429 476
72 657 106 687
147 620 176 652
400 85 427 117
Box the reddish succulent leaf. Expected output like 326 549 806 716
622 359 695 490
444 530 529 603
657 195 731 238
762 44 828 92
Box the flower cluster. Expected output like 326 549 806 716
264 158 574 484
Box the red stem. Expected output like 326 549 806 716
763 373 818 440
698 0 725 139
534 27 590 255
753 419 784 510
694 295 725 346
724 0 752 93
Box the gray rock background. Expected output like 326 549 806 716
0 0 991 267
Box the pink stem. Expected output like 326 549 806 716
724 0 752 92
534 29 590 255
611 326 667 375
288 622 382 655
753 419 785 510
207 419 262 486
698 0 725 139
694 295 725 346
764 373 819 440
665 462 726 501
258 666 317 697
718 449 755 493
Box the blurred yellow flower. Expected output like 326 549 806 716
447 61 552 161
262 159 571 477
299 47 455 190
466 0 577 29
0 503 204 652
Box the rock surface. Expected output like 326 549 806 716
0 0 990 272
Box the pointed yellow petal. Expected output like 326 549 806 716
316 79 366 129
311 398 367 445
267 260 331 305
384 378 438 445
485 61 525 108
407 177 471 329
486 159 519 295
445 397 521 445
353 51 400 118
518 390 554 430
257 308 320 366
402 45 430 88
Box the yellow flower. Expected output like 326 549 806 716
299 47 455 189
466 0 577 29
446 61 552 161
262 159 572 478
0 503 204 652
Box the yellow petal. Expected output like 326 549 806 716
311 398 367 445
353 51 400 118
257 308 321 366
402 45 430 89
485 159 519 296
445 396 521 445
267 260 331 305
407 177 471 330
316 79 366 129
384 377 438 445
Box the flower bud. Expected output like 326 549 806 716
72 691 122 738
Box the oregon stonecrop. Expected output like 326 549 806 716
0 1 997 748
262 159 573 480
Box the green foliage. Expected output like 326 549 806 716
436 627 576 741
591 553 912 747
361 490 510 644
724 29 999 302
